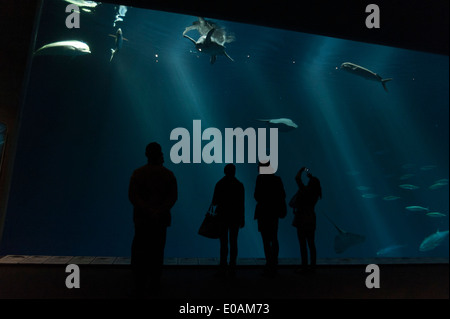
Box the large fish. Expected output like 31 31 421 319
405 206 429 212
320 211 365 254
110 28 125 62
256 118 298 132
34 40 91 56
429 181 448 190
340 62 392 92
419 230 449 252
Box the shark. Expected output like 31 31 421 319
321 211 365 254
184 28 234 64
340 62 393 92
109 28 128 62
34 40 91 56
419 230 449 252
256 118 298 132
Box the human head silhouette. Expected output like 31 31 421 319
224 163 236 177
145 142 164 165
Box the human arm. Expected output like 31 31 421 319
295 167 307 188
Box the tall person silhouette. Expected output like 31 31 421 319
254 161 286 276
128 142 178 296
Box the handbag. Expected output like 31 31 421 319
198 204 222 239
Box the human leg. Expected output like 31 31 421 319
306 230 316 268
296 228 308 267
229 225 239 266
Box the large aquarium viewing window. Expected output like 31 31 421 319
0 0 448 262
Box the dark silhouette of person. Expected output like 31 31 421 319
254 161 286 277
292 167 322 272
211 163 245 277
128 142 178 296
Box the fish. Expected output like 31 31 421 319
362 193 378 199
34 40 91 56
399 184 420 190
184 28 233 64
340 62 393 92
426 212 447 218
405 206 429 212
109 28 128 62
320 211 365 254
383 195 401 201
429 182 448 190
256 118 298 132
356 186 371 191
376 244 406 256
419 230 449 252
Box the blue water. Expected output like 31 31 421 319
1 0 448 260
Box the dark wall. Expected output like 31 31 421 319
0 0 40 244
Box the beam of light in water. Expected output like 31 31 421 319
165 37 270 258
299 37 399 249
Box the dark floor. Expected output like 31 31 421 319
0 257 448 301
